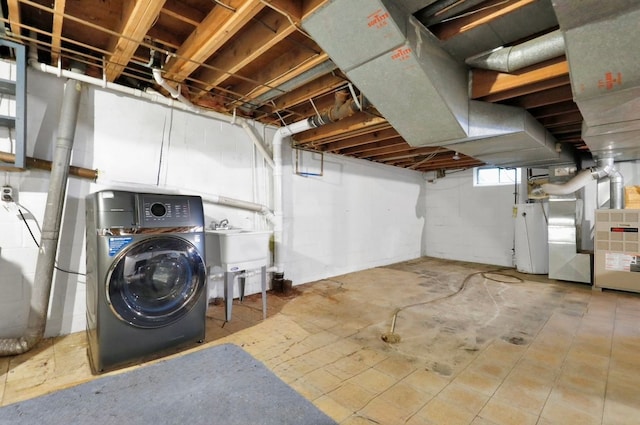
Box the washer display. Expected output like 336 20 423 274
85 190 207 373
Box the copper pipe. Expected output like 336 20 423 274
0 151 98 181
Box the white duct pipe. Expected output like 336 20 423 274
0 77 82 356
541 159 625 207
541 170 595 195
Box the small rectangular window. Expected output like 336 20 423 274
473 167 521 186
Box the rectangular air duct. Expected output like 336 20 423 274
303 0 568 168
552 0 640 161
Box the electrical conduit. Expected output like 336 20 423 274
0 77 82 355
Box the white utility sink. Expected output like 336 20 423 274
205 229 272 271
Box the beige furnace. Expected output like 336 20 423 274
594 209 640 293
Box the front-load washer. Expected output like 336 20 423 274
85 190 207 373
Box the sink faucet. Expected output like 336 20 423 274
215 219 229 230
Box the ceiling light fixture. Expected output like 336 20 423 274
452 152 460 160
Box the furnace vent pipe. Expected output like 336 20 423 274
541 169 594 196
0 77 82 356
541 158 624 208
465 30 565 73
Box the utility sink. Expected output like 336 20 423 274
205 229 272 271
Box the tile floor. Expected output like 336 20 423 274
1 257 639 425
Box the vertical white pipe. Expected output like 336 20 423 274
272 118 314 273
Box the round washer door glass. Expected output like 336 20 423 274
107 236 206 328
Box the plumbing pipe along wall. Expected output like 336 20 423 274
0 77 82 356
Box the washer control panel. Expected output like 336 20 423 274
138 194 204 228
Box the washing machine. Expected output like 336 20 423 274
85 190 207 373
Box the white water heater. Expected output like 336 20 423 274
594 209 640 293
514 203 549 274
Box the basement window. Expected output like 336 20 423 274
473 167 521 187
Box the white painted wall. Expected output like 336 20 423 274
285 151 425 284
0 67 425 338
423 169 518 267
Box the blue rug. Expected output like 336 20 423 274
0 344 338 425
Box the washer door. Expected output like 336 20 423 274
107 236 206 328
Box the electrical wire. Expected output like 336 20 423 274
17 207 86 277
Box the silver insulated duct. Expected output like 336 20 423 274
552 0 640 161
302 0 569 167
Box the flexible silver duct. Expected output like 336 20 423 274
0 78 82 356
465 30 565 73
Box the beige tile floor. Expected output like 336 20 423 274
1 257 639 425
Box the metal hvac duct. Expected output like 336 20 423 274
552 0 640 161
302 0 570 168
465 30 565 73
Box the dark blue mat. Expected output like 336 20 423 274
0 343 337 425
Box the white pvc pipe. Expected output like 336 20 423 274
151 68 200 113
271 118 314 273
241 121 276 168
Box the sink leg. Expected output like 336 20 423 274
261 266 267 320
239 274 245 302
224 271 233 322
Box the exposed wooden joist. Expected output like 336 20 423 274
229 52 329 106
302 0 331 18
325 127 399 152
299 122 392 147
270 73 347 111
165 0 266 82
161 2 205 27
358 142 417 159
539 111 584 128
415 158 483 171
264 0 303 22
282 89 355 123
50 0 66 64
550 123 582 135
530 101 580 119
507 84 574 109
368 146 443 161
477 75 571 103
6 0 21 37
194 8 297 99
105 0 167 82
431 0 537 41
472 57 569 99
295 112 387 144
342 138 407 156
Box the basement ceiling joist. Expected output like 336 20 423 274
2 0 589 173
